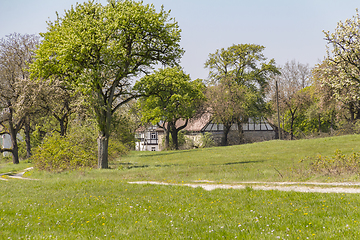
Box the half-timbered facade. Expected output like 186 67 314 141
135 114 277 151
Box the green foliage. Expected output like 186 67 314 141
199 132 215 148
162 131 187 150
282 110 334 138
0 154 12 163
207 77 259 125
175 131 187 148
4 178 360 239
205 44 278 144
17 140 27 160
110 113 136 150
30 0 183 168
162 131 215 150
32 130 97 172
322 10 360 108
205 44 280 93
30 0 183 91
302 150 360 176
5 135 360 238
135 67 205 149
134 67 205 125
30 125 47 148
32 120 131 172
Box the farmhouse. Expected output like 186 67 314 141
135 114 277 151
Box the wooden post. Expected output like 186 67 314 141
276 81 281 140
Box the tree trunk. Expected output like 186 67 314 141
24 116 31 158
318 114 321 133
164 128 170 149
95 87 112 169
330 110 334 132
59 119 66 136
97 132 109 169
274 126 279 140
168 122 176 149
170 128 179 150
237 121 244 144
11 138 19 164
222 124 231 146
356 106 360 120
349 103 355 122
7 106 19 164
9 123 19 164
290 116 295 140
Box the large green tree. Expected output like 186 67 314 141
31 0 183 168
134 67 205 150
205 44 279 143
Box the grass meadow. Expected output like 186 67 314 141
1 134 360 239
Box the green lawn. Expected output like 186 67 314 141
1 134 360 239
112 134 360 183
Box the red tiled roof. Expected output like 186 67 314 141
135 112 212 133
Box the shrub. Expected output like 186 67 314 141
108 139 129 161
199 132 215 148
32 133 97 172
32 119 131 172
17 139 27 160
302 149 360 176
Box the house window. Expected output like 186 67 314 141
151 147 156 151
150 132 157 139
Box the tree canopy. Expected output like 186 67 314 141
0 33 39 163
31 0 183 168
268 60 312 139
206 76 257 145
205 44 279 144
134 67 205 150
205 44 279 94
320 10 360 121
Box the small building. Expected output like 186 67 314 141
135 125 161 151
135 114 277 151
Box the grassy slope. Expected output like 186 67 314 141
108 134 360 183
1 134 360 239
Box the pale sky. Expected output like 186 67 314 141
1 0 359 80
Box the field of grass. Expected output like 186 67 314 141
1 134 360 239
113 134 360 183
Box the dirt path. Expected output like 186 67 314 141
3 168 360 194
128 181 360 194
0 167 36 181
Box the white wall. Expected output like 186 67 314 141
135 141 159 151
1 134 11 157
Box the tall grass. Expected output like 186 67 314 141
2 134 360 238
1 179 360 239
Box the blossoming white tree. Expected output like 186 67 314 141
322 9 360 120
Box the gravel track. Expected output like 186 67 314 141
128 181 360 194
3 168 360 193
